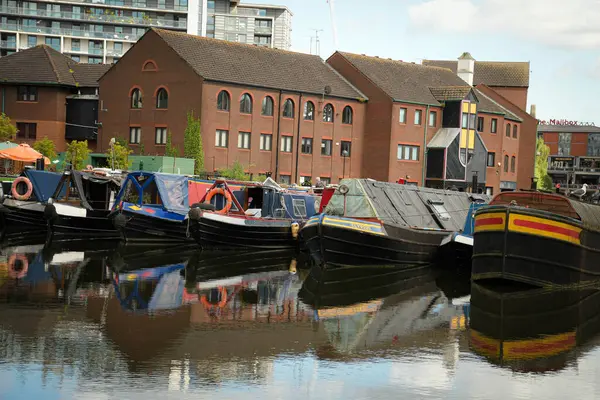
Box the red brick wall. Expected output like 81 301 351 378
489 86 528 112
500 119 520 186
477 113 503 194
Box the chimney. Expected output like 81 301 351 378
530 104 537 118
457 52 475 86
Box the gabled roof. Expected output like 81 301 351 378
421 59 530 88
331 52 469 105
150 29 366 100
474 89 522 122
0 45 109 88
429 86 473 102
428 128 461 148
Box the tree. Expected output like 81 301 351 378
106 142 132 170
219 160 249 181
66 140 90 170
535 137 553 191
33 136 57 161
184 111 204 175
165 131 179 157
139 142 145 156
0 113 17 142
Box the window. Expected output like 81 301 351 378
491 118 498 133
292 198 307 217
129 127 141 144
156 88 168 109
304 101 314 120
114 42 123 52
462 113 476 128
505 123 511 137
513 124 518 138
397 144 419 161
299 176 312 185
131 88 142 108
260 134 272 151
504 155 509 173
279 175 291 185
88 57 102 65
155 127 167 144
487 152 495 167
45 37 60 51
340 141 351 157
342 106 353 124
261 96 273 116
320 177 331 185
280 136 292 153
301 137 312 154
17 86 37 101
71 39 80 51
321 139 332 156
428 111 437 127
486 187 493 196
215 130 229 148
430 202 451 221
283 99 294 118
414 110 422 125
16 123 36 139
323 104 334 123
238 131 251 149
71 55 80 62
27 35 36 48
240 93 252 114
511 156 516 172
399 108 407 123
217 90 230 111
477 116 484 132
558 133 572 156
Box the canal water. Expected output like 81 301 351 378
1 241 600 400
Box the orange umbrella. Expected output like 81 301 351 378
0 143 50 164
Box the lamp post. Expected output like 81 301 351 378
342 150 349 179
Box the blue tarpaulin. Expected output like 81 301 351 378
24 170 63 202
153 173 189 215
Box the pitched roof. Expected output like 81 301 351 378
427 128 461 148
332 52 469 105
421 59 530 87
538 125 600 133
150 29 365 100
473 89 522 122
429 86 472 102
0 45 108 88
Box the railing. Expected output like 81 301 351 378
233 7 267 17
0 40 17 49
106 49 122 56
19 0 188 12
0 22 143 41
254 26 272 34
88 47 103 55
0 6 187 29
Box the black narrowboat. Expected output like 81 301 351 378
472 191 600 288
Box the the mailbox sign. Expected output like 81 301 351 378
539 119 596 127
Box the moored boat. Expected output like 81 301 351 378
472 191 600 287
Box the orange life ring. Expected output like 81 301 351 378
204 188 233 215
200 287 228 309
11 177 33 201
8 254 28 279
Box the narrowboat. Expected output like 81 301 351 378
44 169 124 240
301 179 490 267
472 191 600 287
188 178 319 250
438 201 488 263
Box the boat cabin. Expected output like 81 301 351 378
9 169 63 203
51 170 122 211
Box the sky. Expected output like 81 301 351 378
263 0 600 125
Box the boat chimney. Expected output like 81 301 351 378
457 52 475 86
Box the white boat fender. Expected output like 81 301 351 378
291 222 300 239
289 259 297 274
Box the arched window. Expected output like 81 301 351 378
217 90 230 111
513 124 518 138
283 99 294 118
262 96 274 116
240 93 252 114
303 101 314 120
323 103 334 123
131 88 142 109
511 156 516 173
342 106 353 124
506 123 511 137
156 88 168 109
504 155 509 172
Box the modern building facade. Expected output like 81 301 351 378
0 0 291 64
0 45 109 152
98 28 367 185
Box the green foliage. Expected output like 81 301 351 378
535 137 553 191
165 131 179 157
106 142 132 170
138 142 145 155
115 137 128 147
256 174 268 182
66 140 90 170
219 160 250 181
0 113 17 142
32 137 57 161
184 111 204 175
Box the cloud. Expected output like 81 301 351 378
408 0 600 49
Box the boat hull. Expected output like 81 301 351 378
301 214 449 267
0 200 46 231
49 210 120 240
472 206 600 287
190 212 300 250
111 210 193 243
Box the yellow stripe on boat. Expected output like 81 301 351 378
474 212 506 233
303 217 320 228
502 331 576 360
470 330 501 358
317 299 383 319
322 216 385 236
508 214 582 245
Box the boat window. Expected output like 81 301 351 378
292 198 307 217
430 201 451 220
161 179 185 210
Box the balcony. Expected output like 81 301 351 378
105 49 122 56
548 156 600 175
0 40 17 49
0 22 143 41
88 47 103 55
0 6 187 29
254 26 271 34
13 0 188 13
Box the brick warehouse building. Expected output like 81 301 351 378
0 45 110 152
327 52 522 194
98 28 367 184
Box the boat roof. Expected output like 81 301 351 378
23 169 63 203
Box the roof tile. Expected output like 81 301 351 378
422 59 530 87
